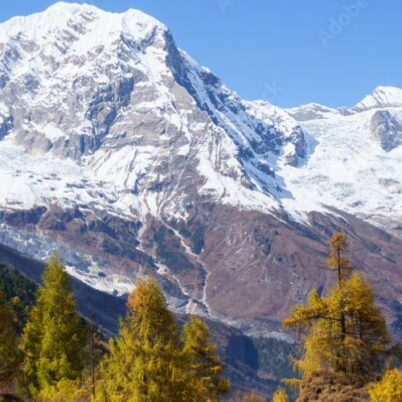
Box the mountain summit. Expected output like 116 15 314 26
355 86 402 110
0 3 402 341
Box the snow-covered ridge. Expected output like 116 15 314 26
285 103 343 122
0 2 167 46
286 86 402 122
355 86 402 111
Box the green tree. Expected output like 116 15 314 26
272 387 288 402
95 277 188 402
182 316 229 401
0 292 19 386
369 368 402 402
284 233 390 384
19 255 87 398
0 264 37 330
19 302 42 395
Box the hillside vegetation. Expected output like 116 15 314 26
0 233 401 401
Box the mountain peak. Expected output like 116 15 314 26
285 102 340 121
355 86 402 110
44 1 97 12
44 2 167 29
0 2 168 48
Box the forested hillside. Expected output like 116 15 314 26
1 233 401 401
0 265 37 330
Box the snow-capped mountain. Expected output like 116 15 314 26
0 2 307 218
285 97 402 230
0 3 402 338
354 85 402 111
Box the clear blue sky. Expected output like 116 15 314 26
1 0 401 108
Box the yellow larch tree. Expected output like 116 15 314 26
181 316 229 401
283 232 391 385
95 277 189 402
369 368 402 402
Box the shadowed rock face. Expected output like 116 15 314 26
0 3 402 345
0 114 12 139
371 110 402 151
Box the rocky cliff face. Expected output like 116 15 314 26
370 110 402 151
0 3 402 340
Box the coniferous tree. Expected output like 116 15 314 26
0 292 19 386
272 387 289 402
88 312 103 400
325 232 352 286
19 301 42 395
284 274 390 381
325 231 352 348
19 255 87 399
369 368 402 402
182 316 230 402
96 277 189 402
283 233 391 385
